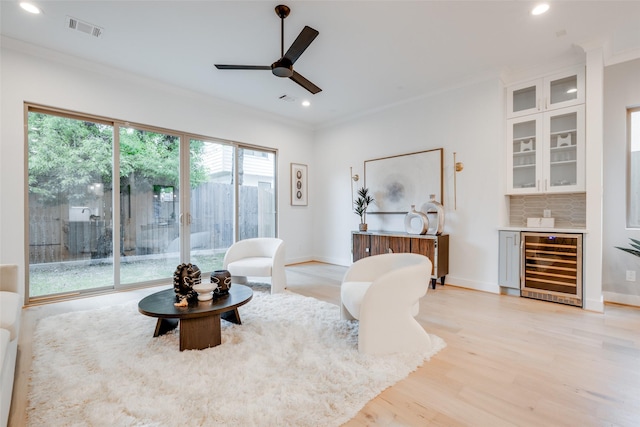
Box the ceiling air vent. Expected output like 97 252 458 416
66 16 103 38
278 94 297 103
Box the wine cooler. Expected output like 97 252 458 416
521 232 583 307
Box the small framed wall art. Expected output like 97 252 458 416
291 163 308 206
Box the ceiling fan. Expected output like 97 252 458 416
214 4 322 94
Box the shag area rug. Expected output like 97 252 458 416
28 283 445 426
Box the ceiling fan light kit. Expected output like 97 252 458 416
214 4 322 94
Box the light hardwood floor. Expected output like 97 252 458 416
9 262 640 426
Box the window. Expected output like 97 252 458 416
629 107 640 227
28 109 114 297
26 105 277 302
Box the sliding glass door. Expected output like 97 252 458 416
27 106 278 301
237 148 276 240
187 139 233 273
119 126 181 285
27 110 115 298
186 142 277 272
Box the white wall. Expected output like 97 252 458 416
0 39 316 294
312 79 507 293
602 57 640 306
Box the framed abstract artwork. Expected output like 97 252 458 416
291 163 308 206
364 148 443 214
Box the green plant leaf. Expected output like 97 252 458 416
615 246 640 258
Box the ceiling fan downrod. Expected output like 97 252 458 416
273 5 293 78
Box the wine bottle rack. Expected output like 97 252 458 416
521 232 582 307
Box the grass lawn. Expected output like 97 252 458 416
29 252 225 297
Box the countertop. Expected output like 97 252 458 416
499 226 588 234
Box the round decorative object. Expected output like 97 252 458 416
420 194 445 235
211 270 232 296
404 205 429 235
193 282 216 301
173 263 201 304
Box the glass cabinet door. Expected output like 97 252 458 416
544 69 585 111
544 105 585 192
506 67 584 118
507 116 542 193
507 81 541 118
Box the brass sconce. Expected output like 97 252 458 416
454 152 464 210
350 167 360 205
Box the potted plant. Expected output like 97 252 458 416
354 187 374 232
616 238 640 257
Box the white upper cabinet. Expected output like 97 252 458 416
506 68 585 119
507 105 585 194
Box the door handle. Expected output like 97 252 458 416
179 213 192 225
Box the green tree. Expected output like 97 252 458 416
28 112 208 203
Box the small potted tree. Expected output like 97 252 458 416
354 187 374 232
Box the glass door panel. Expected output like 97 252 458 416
512 85 537 114
548 111 578 189
549 75 578 105
544 68 584 110
119 127 181 285
521 232 582 307
237 148 276 239
27 111 114 297
510 119 539 191
507 80 541 118
188 139 234 274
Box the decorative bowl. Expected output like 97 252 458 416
193 282 216 301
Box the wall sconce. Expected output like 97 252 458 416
350 167 360 206
454 152 464 210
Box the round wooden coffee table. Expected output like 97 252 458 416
138 284 253 351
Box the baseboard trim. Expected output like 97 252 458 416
602 291 640 308
443 276 500 294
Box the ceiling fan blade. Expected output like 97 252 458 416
290 71 322 94
283 26 319 65
214 65 271 70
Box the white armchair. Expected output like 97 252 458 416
340 253 432 355
222 238 286 294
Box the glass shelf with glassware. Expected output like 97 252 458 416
507 105 584 194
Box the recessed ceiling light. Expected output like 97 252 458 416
20 2 41 14
301 100 311 107
531 3 550 15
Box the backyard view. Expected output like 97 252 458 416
27 109 275 299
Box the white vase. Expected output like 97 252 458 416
404 205 429 235
420 195 445 235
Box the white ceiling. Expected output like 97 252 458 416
2 1 640 128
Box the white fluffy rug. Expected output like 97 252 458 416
28 284 445 426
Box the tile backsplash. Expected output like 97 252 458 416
509 193 586 228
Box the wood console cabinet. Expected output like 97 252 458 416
352 231 449 289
